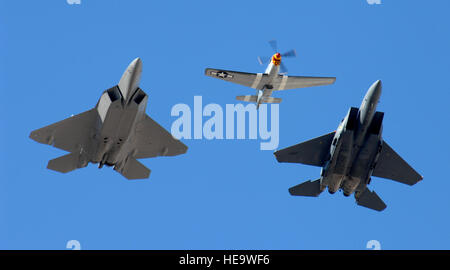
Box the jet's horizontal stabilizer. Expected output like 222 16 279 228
236 95 282 104
289 179 322 197
47 152 86 173
355 188 387 211
117 158 151 180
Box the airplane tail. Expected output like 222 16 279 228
115 157 151 180
236 95 257 103
47 152 87 173
289 179 322 197
355 188 387 211
262 97 282 103
236 95 282 104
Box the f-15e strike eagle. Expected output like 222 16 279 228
274 80 422 211
30 58 187 180
205 40 336 109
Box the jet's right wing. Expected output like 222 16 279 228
372 141 423 185
205 68 268 89
133 114 188 159
29 109 99 153
274 132 335 167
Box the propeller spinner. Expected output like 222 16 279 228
257 39 297 74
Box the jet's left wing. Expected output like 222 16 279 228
274 132 335 167
133 114 188 159
372 140 423 185
272 75 336 91
29 109 100 153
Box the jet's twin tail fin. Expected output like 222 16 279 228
289 179 322 197
116 158 151 180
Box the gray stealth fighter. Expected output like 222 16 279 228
274 80 422 211
30 58 187 180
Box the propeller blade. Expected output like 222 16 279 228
282 49 297 58
280 62 288 74
268 39 278 52
257 56 270 65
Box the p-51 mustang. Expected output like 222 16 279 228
205 40 336 109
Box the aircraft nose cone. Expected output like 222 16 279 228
372 80 382 90
126 57 143 77
118 57 143 100
130 57 143 71
369 80 382 101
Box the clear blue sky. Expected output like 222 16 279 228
1 0 449 250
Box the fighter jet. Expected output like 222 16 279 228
30 58 187 180
205 40 336 109
274 80 422 211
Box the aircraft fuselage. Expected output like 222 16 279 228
320 80 384 196
92 58 147 171
256 53 282 107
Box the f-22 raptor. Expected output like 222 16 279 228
274 80 422 211
30 58 187 180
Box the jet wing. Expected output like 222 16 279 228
205 68 268 89
274 132 335 167
372 141 423 185
272 75 336 91
29 109 99 153
133 114 188 159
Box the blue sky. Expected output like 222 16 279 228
1 0 449 249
